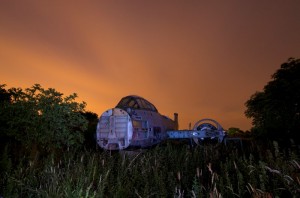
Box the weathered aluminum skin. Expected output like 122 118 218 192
96 96 226 150
97 108 133 150
167 118 226 144
96 95 178 150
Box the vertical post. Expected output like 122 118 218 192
174 113 179 130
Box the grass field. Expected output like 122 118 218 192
1 140 300 197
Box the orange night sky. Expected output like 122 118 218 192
1 1 300 131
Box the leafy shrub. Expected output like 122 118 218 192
0 84 88 155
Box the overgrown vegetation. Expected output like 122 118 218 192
0 84 88 158
1 141 299 197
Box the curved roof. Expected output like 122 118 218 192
116 95 158 112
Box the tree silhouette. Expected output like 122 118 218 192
0 84 10 103
81 111 99 149
245 58 300 144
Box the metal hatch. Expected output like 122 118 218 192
96 108 133 150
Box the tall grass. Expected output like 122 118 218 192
1 141 300 197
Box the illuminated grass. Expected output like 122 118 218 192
1 141 300 197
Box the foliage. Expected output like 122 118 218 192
1 141 299 197
227 127 243 136
0 84 11 137
81 111 99 149
0 84 88 153
0 84 10 103
245 58 300 144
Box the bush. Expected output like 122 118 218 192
0 84 88 156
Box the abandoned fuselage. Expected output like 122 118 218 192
96 95 178 150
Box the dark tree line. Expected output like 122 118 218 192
245 58 300 145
